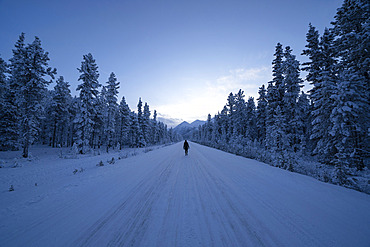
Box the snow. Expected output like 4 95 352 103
1 142 370 246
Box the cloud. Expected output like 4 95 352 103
211 67 270 92
153 66 272 123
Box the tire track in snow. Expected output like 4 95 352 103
190 148 269 246
4 142 368 246
75 154 177 247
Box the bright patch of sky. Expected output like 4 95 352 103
0 0 342 125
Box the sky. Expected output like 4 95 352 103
0 0 343 127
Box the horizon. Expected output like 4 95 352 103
0 0 343 125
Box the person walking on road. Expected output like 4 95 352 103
183 140 190 156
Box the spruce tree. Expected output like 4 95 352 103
143 102 151 144
272 43 285 109
283 46 303 152
117 96 131 148
302 24 321 84
11 35 56 157
256 84 268 145
296 92 311 154
136 98 145 147
105 72 119 152
152 110 159 144
233 89 247 138
269 106 288 168
302 26 338 163
129 111 140 147
331 0 370 169
226 92 235 137
49 76 71 147
76 53 101 153
0 55 17 150
245 97 257 141
311 28 338 163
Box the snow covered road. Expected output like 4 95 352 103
1 142 370 246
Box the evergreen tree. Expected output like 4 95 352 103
152 110 159 144
49 76 71 147
330 69 368 170
302 24 321 85
226 92 235 137
265 80 276 130
143 102 151 144
283 46 303 152
136 98 146 147
129 111 141 147
117 96 131 148
296 92 311 154
105 72 119 152
93 87 105 148
272 43 285 109
233 89 247 138
68 96 79 147
269 106 288 168
205 113 213 143
11 35 56 157
0 55 18 150
75 53 100 153
266 43 285 144
312 28 338 163
245 97 257 141
331 0 370 169
256 84 268 145
302 26 338 163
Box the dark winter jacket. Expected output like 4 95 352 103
183 140 189 150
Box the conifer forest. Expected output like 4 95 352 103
192 0 369 189
0 0 369 192
0 35 180 158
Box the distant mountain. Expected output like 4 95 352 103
174 121 191 129
190 120 206 128
173 120 206 139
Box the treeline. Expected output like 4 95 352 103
0 34 179 157
193 0 369 184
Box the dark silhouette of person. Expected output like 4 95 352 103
183 140 190 155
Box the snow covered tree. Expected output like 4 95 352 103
302 26 338 163
10 35 56 157
0 55 18 150
49 76 72 148
283 46 303 152
272 43 285 109
330 0 370 170
92 87 105 148
136 98 146 147
75 53 101 153
256 84 268 145
143 102 151 144
129 111 141 147
117 96 131 148
204 113 213 143
104 72 119 152
268 106 289 168
266 43 286 142
265 80 275 130
329 69 368 170
226 92 235 137
67 96 79 147
152 110 159 144
245 97 257 141
296 92 311 154
233 89 247 138
302 24 321 85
